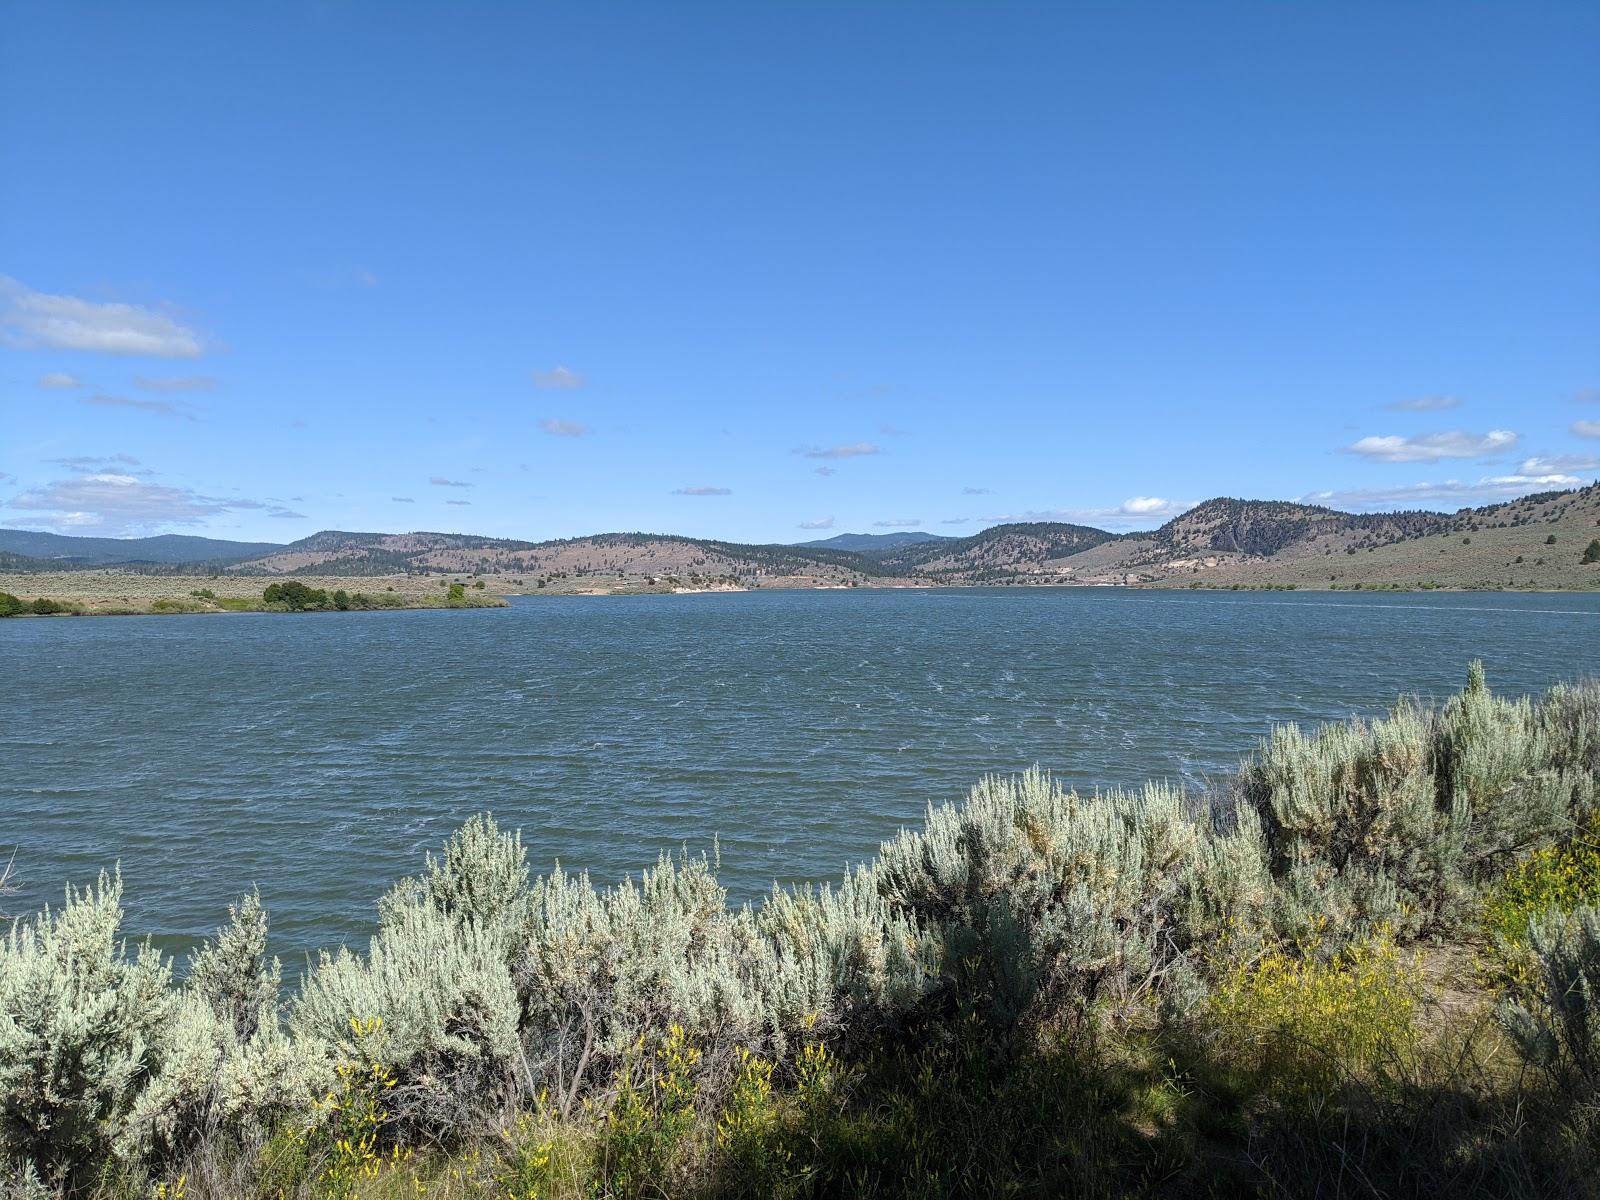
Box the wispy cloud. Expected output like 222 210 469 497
539 418 591 437
1574 420 1600 439
532 366 585 390
940 517 974 524
1342 429 1518 463
1520 454 1600 475
798 442 881 460
446 499 472 506
429 476 473 488
1303 472 1582 511
672 486 732 496
962 486 993 495
798 517 834 530
813 466 838 477
82 392 183 416
38 372 81 389
1 276 204 357
267 508 306 520
1384 395 1460 412
873 517 921 528
48 453 143 472
4 473 265 534
133 374 217 393
392 496 414 503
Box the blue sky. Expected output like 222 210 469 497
2 2 1597 543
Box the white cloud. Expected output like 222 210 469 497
0 276 204 357
1384 395 1460 412
798 516 834 530
798 442 882 460
532 366 585 390
539 418 590 437
429 476 473 488
39 372 81 389
940 517 973 524
672 486 732 496
1520 454 1600 475
5 473 262 534
83 392 182 415
133 374 217 393
1120 495 1177 515
1574 420 1600 439
1342 429 1518 463
872 517 921 528
1302 473 1582 511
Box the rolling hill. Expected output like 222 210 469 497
5 483 1598 591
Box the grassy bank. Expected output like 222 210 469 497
3 665 1599 1198
0 574 508 617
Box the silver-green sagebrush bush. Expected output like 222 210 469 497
1239 662 1598 940
3 665 1599 1194
0 873 173 1192
121 894 320 1170
1500 904 1600 1095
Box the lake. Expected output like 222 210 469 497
3 587 1592 961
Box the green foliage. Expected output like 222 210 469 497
447 582 466 601
1203 928 1420 1101
1482 812 1600 999
1584 538 1600 565
594 1025 701 1197
262 581 330 610
0 592 26 617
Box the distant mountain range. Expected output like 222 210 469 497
0 529 283 568
5 482 1599 590
794 531 954 553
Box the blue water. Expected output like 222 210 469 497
1 587 1589 960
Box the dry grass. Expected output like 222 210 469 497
0 573 508 614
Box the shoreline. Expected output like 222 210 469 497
3 572 1597 618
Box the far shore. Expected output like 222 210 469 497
3 568 1596 620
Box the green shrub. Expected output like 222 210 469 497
1482 812 1600 1000
0 593 24 617
1203 928 1420 1101
1584 539 1600 565
261 581 329 611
